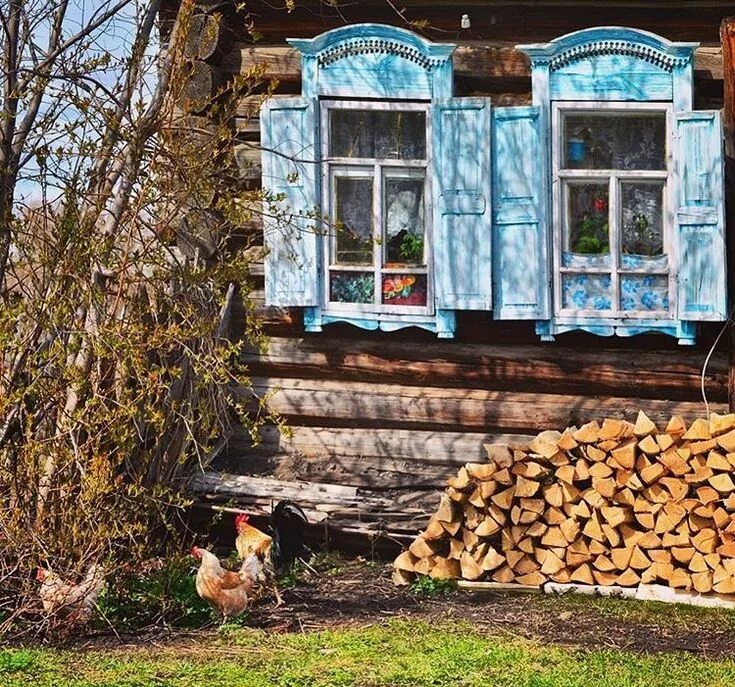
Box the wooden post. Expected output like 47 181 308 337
721 17 735 411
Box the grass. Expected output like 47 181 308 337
2 618 735 687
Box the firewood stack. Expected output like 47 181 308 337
393 412 735 595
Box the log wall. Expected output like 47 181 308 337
185 0 734 545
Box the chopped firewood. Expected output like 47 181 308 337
492 565 515 583
560 519 581 543
515 476 540 498
602 524 621 548
462 528 481 550
448 538 464 560
475 517 502 537
666 415 687 437
588 462 614 479
710 413 735 436
648 549 672 564
447 487 467 503
634 410 657 437
430 557 461 580
409 538 438 559
573 421 601 444
670 568 692 589
484 443 514 467
447 467 472 490
424 519 446 540
540 550 566 575
513 461 548 479
682 418 711 441
392 568 413 586
706 450 731 471
717 542 735 558
555 465 576 485
569 563 594 584
528 433 562 459
637 531 663 549
659 477 687 501
638 434 660 455
660 449 690 476
414 556 435 576
493 467 513 485
610 547 634 569
592 555 616 572
435 496 456 523
716 429 735 453
611 441 637 470
692 529 719 554
515 571 546 587
543 483 564 508
491 485 515 510
460 551 484 580
690 438 718 455
691 571 713 594
586 445 607 463
592 569 618 586
479 481 497 501
709 473 735 493
656 434 675 451
689 552 709 573
599 418 625 440
640 462 667 485
481 548 506 571
617 568 641 586
466 462 498 481
394 551 418 572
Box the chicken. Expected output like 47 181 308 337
36 563 105 622
234 501 309 606
191 546 261 620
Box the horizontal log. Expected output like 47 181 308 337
222 425 533 488
243 337 728 401
237 425 531 465
249 376 727 433
223 43 723 83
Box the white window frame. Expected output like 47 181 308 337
551 101 676 322
320 99 433 318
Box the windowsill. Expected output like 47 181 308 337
537 318 696 345
303 307 456 338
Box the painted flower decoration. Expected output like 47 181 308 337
593 197 607 213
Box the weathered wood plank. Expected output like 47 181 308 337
249 377 727 432
243 337 728 401
223 43 723 83
237 425 531 465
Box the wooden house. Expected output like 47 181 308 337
184 1 735 549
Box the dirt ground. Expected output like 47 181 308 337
83 557 735 659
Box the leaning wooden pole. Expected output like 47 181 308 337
721 17 735 412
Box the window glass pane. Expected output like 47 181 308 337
561 273 612 311
565 182 610 259
621 182 664 257
382 273 427 306
384 177 425 266
330 271 374 304
563 114 666 170
334 176 373 265
330 110 426 159
620 274 669 312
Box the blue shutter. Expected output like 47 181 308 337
674 110 727 321
432 98 492 310
492 106 550 320
261 97 320 307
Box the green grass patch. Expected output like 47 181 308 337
1 619 735 687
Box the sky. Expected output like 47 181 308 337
14 0 157 207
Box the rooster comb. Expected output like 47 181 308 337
235 513 249 528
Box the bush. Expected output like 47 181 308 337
96 555 215 631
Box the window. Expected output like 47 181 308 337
322 102 431 316
552 103 673 320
